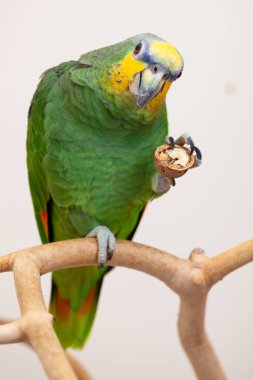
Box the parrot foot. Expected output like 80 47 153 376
165 132 202 167
152 173 175 194
87 226 116 269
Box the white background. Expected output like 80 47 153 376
0 0 252 378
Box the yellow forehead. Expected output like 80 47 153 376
150 40 183 71
110 52 146 93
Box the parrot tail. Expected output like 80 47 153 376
49 276 103 349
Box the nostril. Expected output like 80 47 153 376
162 73 170 80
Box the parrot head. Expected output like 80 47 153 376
79 33 183 116
107 33 184 112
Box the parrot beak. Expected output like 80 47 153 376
130 63 182 109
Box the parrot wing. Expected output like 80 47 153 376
27 61 110 348
27 68 57 243
27 61 88 242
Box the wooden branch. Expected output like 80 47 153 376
0 318 92 380
66 352 93 380
0 238 253 379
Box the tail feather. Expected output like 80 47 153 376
50 278 102 349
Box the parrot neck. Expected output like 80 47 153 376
70 62 167 124
99 74 168 123
98 85 167 125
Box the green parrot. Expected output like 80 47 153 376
27 33 199 349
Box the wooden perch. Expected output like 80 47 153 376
0 238 253 379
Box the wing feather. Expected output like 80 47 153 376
27 62 80 243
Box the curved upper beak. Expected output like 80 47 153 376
136 65 166 108
130 63 182 109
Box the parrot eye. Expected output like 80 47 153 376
176 71 182 79
151 65 159 73
133 43 142 55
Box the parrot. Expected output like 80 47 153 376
27 33 200 349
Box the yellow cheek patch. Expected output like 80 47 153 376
147 81 172 112
109 52 146 93
150 41 183 72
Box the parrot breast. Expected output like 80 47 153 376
42 72 167 240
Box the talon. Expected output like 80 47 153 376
165 136 175 147
171 178 176 186
168 136 175 148
186 136 202 162
174 133 202 162
165 133 202 168
87 226 116 268
187 136 195 155
194 146 202 161
107 249 113 261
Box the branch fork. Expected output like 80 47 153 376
1 238 253 379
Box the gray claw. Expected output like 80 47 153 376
186 136 202 160
171 178 176 187
165 136 175 147
187 136 195 155
194 146 202 161
168 136 175 147
87 226 116 269
173 133 202 163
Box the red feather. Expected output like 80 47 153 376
40 209 49 240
